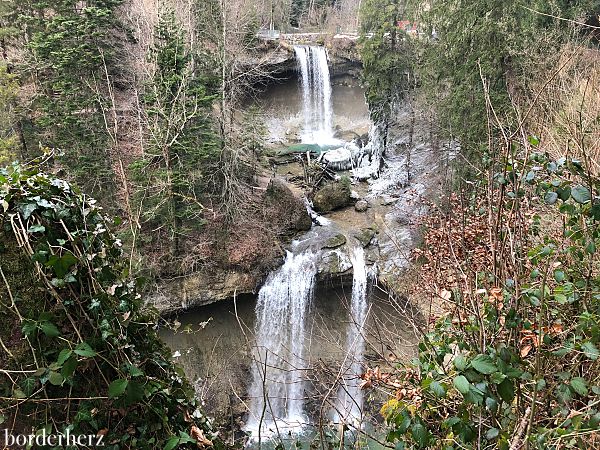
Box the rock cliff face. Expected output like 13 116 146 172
245 34 362 80
147 178 312 314
148 270 258 315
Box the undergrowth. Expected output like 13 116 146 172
371 132 600 449
0 157 224 449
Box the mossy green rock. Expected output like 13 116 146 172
323 233 347 249
312 181 352 213
354 227 376 247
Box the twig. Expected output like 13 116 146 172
509 406 531 450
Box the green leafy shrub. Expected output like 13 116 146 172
0 160 223 449
380 147 600 449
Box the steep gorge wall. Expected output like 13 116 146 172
247 34 363 80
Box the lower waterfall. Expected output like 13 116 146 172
335 246 369 426
245 250 318 439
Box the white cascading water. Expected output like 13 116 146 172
335 246 369 426
294 45 336 144
246 250 318 439
353 124 385 181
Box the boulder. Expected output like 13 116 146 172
323 233 347 249
354 227 376 248
355 200 368 212
312 181 352 213
265 179 312 232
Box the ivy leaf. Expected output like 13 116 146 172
557 186 571 201
108 379 128 399
61 356 78 378
453 355 467 371
571 184 591 204
20 203 37 219
46 252 78 278
490 371 506 384
164 437 180 450
22 377 38 396
125 380 145 404
429 381 446 398
453 375 470 394
74 342 96 358
13 388 27 399
57 349 72 365
28 224 45 233
497 379 514 403
411 423 430 448
471 354 497 374
581 342 599 360
570 377 589 396
48 371 64 386
443 417 460 428
396 411 411 433
485 427 499 440
485 396 498 413
177 432 196 445
544 191 558 204
126 364 144 377
22 320 37 337
40 322 60 338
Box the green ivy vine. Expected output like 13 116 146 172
0 158 224 449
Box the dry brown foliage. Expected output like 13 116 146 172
526 44 600 174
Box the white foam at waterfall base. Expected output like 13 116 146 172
334 246 369 428
245 251 318 440
294 45 341 146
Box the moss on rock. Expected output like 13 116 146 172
312 181 352 213
323 233 347 249
354 227 376 247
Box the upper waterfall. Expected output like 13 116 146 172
245 250 318 439
293 45 337 145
